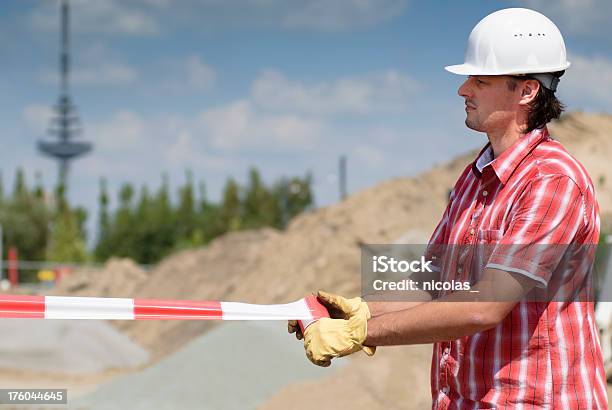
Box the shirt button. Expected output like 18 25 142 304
482 190 488 197
470 228 475 235
457 267 462 273
443 386 450 394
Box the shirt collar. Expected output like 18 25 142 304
475 145 494 173
471 127 550 184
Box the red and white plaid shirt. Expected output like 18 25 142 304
427 127 608 409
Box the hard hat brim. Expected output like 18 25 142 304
445 62 571 76
444 63 482 75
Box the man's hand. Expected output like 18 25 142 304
288 291 376 356
303 313 369 367
288 291 374 367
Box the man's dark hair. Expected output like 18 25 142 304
506 71 565 133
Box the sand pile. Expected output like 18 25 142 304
547 112 612 214
114 229 281 357
261 344 433 410
51 258 149 298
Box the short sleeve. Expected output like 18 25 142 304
485 174 586 288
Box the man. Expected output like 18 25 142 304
289 8 608 409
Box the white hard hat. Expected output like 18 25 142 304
445 8 570 91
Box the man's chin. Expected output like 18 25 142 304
465 118 483 132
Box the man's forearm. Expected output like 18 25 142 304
363 268 534 346
364 299 497 346
365 289 433 317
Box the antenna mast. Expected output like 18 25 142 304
38 0 92 192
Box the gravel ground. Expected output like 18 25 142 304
0 319 148 374
70 321 343 410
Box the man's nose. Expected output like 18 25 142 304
458 78 472 98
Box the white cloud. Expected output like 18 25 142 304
39 51 212 91
40 63 138 87
184 56 217 90
23 65 432 206
77 102 318 180
158 55 218 92
198 100 324 151
352 144 386 169
22 104 54 134
28 0 409 36
282 0 408 31
30 0 159 36
521 0 612 37
76 111 176 179
88 111 148 152
560 53 612 108
166 132 237 170
53 68 421 164
138 0 172 7
22 67 427 196
252 69 421 115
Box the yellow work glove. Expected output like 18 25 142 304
303 313 368 367
288 291 376 355
288 290 370 337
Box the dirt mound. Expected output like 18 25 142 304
260 345 433 410
114 229 281 357
51 258 149 298
548 112 612 213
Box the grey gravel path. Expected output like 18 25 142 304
71 321 344 410
0 319 148 374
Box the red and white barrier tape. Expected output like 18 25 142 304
0 294 329 331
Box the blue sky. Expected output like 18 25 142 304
1 0 611 243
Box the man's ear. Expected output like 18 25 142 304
519 79 540 105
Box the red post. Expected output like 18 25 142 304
7 247 18 288
55 266 71 284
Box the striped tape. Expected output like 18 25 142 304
0 294 328 330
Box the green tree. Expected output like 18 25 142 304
13 168 26 198
0 188 50 264
46 208 88 263
285 173 314 220
46 179 88 263
0 171 4 202
242 168 277 228
34 172 44 200
147 175 178 260
176 170 196 243
92 169 315 264
105 183 137 259
0 171 52 281
272 173 314 228
133 185 156 263
220 177 242 232
197 180 223 242
94 178 111 260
